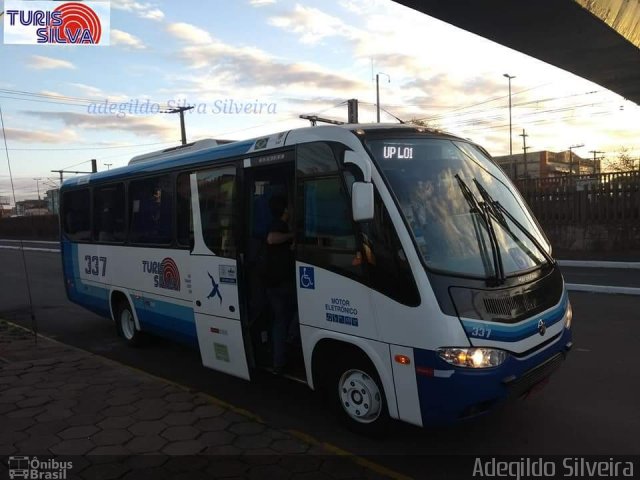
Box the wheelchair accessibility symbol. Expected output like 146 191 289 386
299 266 315 289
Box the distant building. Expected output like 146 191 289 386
15 199 49 216
493 150 600 179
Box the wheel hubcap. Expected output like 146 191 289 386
338 369 382 424
120 309 135 340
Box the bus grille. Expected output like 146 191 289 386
483 292 539 317
504 353 564 398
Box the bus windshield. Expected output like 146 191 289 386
366 137 550 279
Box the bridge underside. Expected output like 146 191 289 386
394 0 640 105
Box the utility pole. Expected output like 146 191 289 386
375 73 390 123
589 150 604 174
347 99 359 124
104 163 112 170
162 106 194 145
519 129 528 179
33 178 42 200
568 144 584 176
503 73 516 179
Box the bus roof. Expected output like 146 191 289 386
60 123 466 189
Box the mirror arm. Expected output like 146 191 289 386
344 151 372 183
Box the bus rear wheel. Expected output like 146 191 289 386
324 357 390 435
115 300 142 347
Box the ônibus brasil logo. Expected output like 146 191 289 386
142 257 181 291
3 1 110 45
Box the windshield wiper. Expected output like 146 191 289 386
454 174 505 285
472 178 555 266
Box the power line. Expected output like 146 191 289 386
0 101 38 340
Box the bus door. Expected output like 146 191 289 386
240 152 296 370
189 165 250 380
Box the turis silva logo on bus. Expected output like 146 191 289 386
3 1 110 45
142 258 181 291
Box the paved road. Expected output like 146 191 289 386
1 250 639 477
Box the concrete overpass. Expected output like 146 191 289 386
394 0 640 105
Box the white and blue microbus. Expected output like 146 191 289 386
60 124 573 432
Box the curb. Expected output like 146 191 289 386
0 245 60 253
566 283 640 296
558 260 640 269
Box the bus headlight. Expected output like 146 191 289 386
438 347 507 368
564 301 573 329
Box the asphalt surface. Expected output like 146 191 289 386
1 249 639 477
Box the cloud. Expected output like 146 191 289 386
23 111 177 140
166 22 213 45
165 23 364 94
249 0 276 5
112 0 165 21
5 127 78 144
27 55 75 70
268 5 359 45
111 29 146 49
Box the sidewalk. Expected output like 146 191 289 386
0 320 396 480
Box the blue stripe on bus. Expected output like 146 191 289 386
63 240 197 347
131 295 197 346
460 292 567 343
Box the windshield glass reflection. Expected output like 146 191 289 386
367 137 549 278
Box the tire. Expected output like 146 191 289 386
323 355 390 436
115 300 142 347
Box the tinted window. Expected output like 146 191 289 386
297 142 338 174
176 173 193 247
360 192 420 306
93 183 125 242
62 189 91 241
129 175 173 244
197 166 236 258
296 143 362 280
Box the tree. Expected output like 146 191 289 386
605 147 637 172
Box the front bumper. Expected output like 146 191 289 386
413 327 572 425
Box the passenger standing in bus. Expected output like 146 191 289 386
265 195 296 374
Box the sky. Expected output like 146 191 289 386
1 0 639 203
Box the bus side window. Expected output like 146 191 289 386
62 189 91 242
196 167 237 258
360 192 421 306
129 175 173 245
176 173 193 247
342 166 420 306
296 142 364 282
93 183 125 243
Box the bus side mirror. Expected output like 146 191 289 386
352 182 374 222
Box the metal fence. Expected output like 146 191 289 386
514 171 640 224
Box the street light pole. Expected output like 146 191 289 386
376 72 390 123
33 178 42 200
503 73 516 178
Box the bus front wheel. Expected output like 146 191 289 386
325 357 390 435
115 300 142 347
